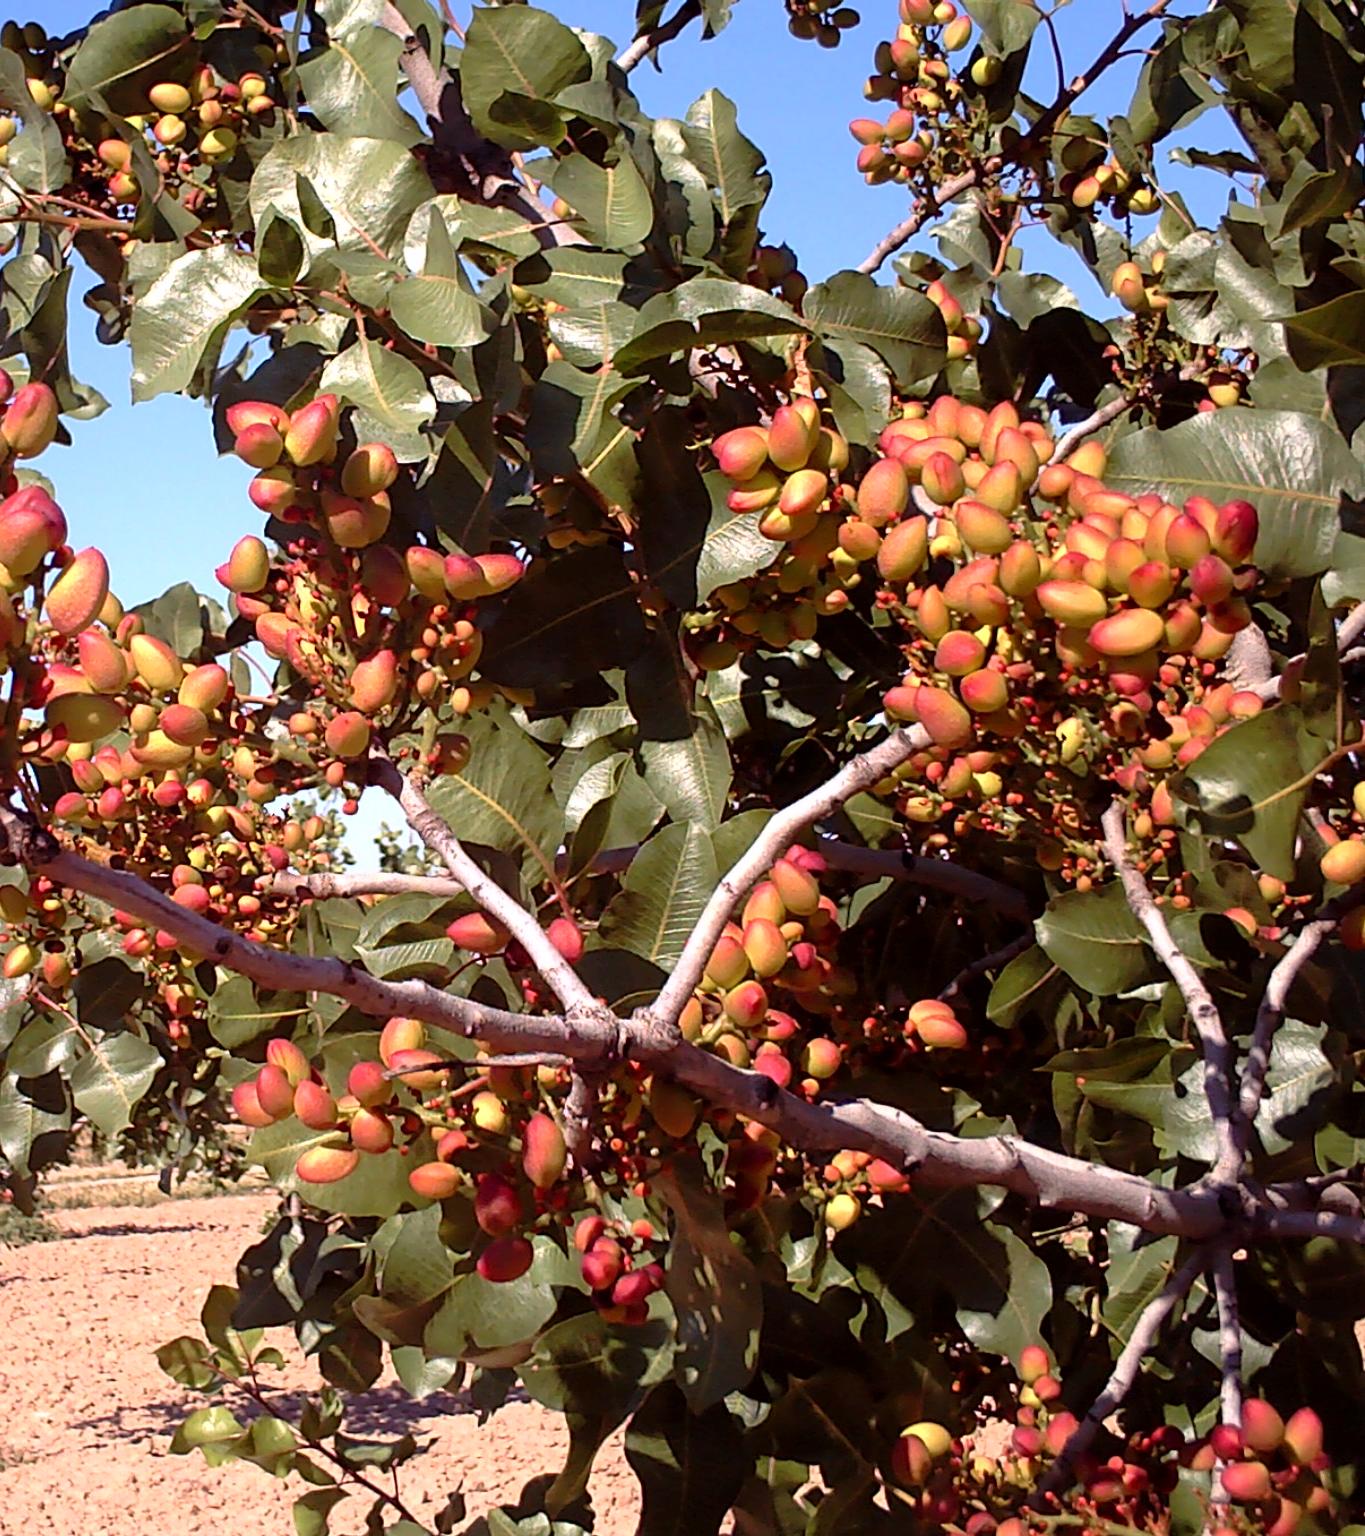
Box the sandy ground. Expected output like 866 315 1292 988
1 1195 639 1536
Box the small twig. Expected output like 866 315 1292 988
562 1072 599 1172
649 725 932 1026
384 1052 573 1080
616 0 703 71
1231 891 1365 1170
1102 803 1239 1181
937 933 1034 1005
1210 1245 1243 1429
1035 1248 1206 1501
368 751 600 1017
856 0 1174 275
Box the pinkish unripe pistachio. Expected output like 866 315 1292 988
1213 499 1258 563
546 916 583 961
876 515 928 581
475 552 523 593
406 545 447 601
959 668 1008 714
522 1112 567 1189
1241 1398 1285 1454
46 692 123 742
913 686 974 749
349 649 398 713
0 382 59 458
248 465 298 517
443 552 487 598
409 1160 461 1199
283 393 340 466
857 457 910 527
767 403 821 471
1189 553 1234 606
159 703 208 746
324 710 371 759
296 1145 360 1184
1282 1406 1323 1465
322 489 390 548
341 441 399 498
727 468 783 514
293 1079 338 1129
446 912 510 953
713 425 770 481
360 544 409 607
1164 512 1211 568
1088 607 1164 657
78 629 129 693
778 468 829 518
478 1235 534 1282
46 549 111 636
349 1107 394 1153
179 662 229 713
232 1078 275 1128
128 633 183 692
1035 579 1107 628
266 1037 310 1087
1221 1462 1271 1503
225 400 290 436
474 1171 525 1235
233 422 284 468
723 979 769 1029
254 1062 296 1119
0 484 65 573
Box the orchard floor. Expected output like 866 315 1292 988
1 1194 639 1536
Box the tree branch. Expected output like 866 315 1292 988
368 752 601 1017
1036 1248 1206 1500
34 845 588 1057
856 0 1174 275
816 838 1031 918
616 0 703 71
1231 891 1365 1171
1102 802 1239 1180
1211 1245 1243 1429
375 1 582 249
14 814 1365 1249
648 725 933 1025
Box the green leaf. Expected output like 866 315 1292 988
1036 882 1155 997
524 1308 676 1516
804 271 947 389
613 278 806 375
73 956 144 1029
130 247 262 402
681 88 771 225
478 546 646 690
319 338 436 436
296 26 423 146
639 698 732 833
248 1118 421 1218
423 1236 572 1355
1171 704 1342 882
70 1032 162 1137
963 0 1041 55
459 4 590 150
424 710 562 884
389 207 495 348
62 4 196 116
292 1488 348 1536
0 1072 69 1176
1103 409 1363 581
249 134 434 270
1282 291 1365 370
835 1189 1051 1359
986 945 1063 1028
658 1160 762 1409
599 824 718 968
0 50 68 192
625 1383 746 1536
540 152 654 247
1254 1020 1337 1157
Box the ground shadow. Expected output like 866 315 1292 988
59 1222 217 1241
68 1381 527 1447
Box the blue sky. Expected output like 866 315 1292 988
14 0 1232 844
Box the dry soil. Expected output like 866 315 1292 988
1 1194 639 1536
